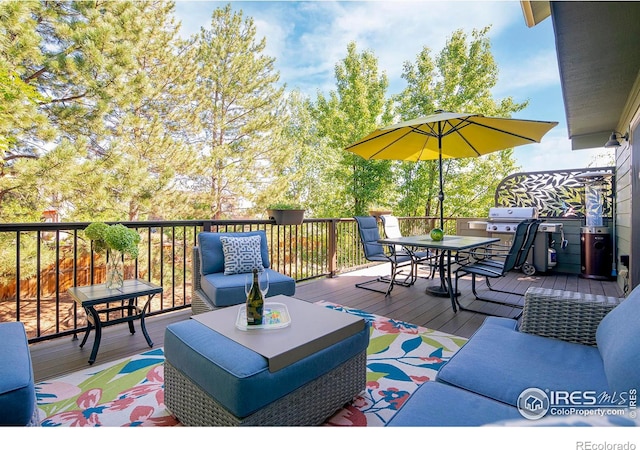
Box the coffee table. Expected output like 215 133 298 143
192 294 365 371
164 295 369 426
67 279 163 364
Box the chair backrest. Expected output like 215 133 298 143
380 215 404 253
354 216 386 260
503 219 541 273
380 215 402 238
197 230 271 275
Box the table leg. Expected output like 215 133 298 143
127 298 136 335
425 250 460 303
139 296 154 348
85 306 102 365
444 250 458 313
78 308 93 348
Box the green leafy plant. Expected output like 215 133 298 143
84 223 141 259
267 203 304 210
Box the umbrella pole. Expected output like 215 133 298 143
438 143 444 230
425 126 460 300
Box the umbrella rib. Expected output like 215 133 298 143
344 128 414 157
466 118 541 142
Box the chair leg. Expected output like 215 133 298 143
355 277 394 296
455 272 523 319
355 259 415 296
484 276 528 297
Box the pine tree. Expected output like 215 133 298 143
190 4 286 219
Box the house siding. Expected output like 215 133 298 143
616 106 640 293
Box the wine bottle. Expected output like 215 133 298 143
246 268 264 326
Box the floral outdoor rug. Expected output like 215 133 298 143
35 302 467 427
319 301 467 426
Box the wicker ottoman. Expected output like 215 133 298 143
520 287 624 346
164 319 369 426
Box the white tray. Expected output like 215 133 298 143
235 302 291 331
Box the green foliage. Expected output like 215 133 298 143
267 203 303 210
309 42 394 216
190 4 286 219
84 222 110 253
0 0 198 223
84 223 141 259
393 27 526 217
0 3 527 226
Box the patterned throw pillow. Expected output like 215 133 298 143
219 235 264 275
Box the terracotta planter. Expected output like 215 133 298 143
267 209 305 226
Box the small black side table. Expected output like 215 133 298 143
67 279 163 364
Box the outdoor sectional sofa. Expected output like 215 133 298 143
388 284 640 426
0 322 39 426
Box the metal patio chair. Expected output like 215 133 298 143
454 218 541 316
380 215 437 281
353 216 414 296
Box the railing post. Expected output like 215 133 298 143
328 219 338 278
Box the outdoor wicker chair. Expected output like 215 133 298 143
191 230 295 315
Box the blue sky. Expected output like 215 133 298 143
173 0 615 172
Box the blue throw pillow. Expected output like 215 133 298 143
219 235 264 275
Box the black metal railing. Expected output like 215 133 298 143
0 216 451 343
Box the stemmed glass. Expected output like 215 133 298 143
244 274 252 298
259 270 269 297
245 270 269 298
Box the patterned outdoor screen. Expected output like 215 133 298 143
494 167 615 219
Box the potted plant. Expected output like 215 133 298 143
368 206 392 218
267 203 305 226
85 222 141 289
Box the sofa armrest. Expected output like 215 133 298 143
191 246 217 315
519 287 624 346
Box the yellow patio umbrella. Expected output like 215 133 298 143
345 110 558 229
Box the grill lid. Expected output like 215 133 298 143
488 207 538 221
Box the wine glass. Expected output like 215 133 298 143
244 274 252 298
259 270 269 297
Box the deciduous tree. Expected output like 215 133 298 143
394 27 526 218
310 41 394 216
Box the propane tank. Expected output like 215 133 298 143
548 248 557 268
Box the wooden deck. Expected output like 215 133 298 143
29 264 623 382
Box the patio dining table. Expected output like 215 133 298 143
377 234 500 312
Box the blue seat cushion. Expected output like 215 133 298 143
596 285 640 393
0 322 36 426
201 268 296 307
436 317 609 407
198 231 271 276
386 382 521 426
164 318 369 418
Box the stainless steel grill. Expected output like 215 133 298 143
468 207 565 275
